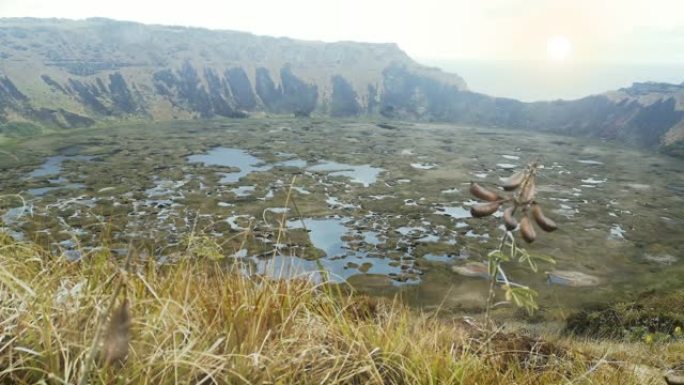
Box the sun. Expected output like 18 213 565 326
546 35 572 62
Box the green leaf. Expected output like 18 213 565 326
487 250 508 262
503 285 539 314
516 249 538 272
488 261 498 278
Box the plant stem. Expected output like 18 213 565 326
484 231 508 329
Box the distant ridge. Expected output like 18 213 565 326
0 18 683 156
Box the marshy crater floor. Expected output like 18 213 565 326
1 117 683 318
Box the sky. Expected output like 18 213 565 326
2 0 684 63
2 0 683 99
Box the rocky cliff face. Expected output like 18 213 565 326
0 18 683 155
0 17 465 126
390 80 684 151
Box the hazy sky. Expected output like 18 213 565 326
2 0 684 64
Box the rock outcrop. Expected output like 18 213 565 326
0 17 464 124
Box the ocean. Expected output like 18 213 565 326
420 59 684 102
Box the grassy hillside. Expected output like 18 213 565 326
0 233 681 384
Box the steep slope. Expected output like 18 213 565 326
0 17 465 127
0 18 683 155
395 80 684 150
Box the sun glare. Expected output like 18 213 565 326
546 35 572 62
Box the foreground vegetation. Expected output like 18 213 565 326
0 234 680 384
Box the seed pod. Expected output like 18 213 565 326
501 171 525 191
470 201 501 218
503 206 518 230
469 182 499 202
532 204 557 232
102 298 131 367
520 215 536 243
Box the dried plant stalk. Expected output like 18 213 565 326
519 179 536 204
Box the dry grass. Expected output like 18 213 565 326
0 234 679 384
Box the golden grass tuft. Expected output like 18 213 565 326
0 238 680 384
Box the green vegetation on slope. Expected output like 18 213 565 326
0 121 43 137
566 290 684 341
